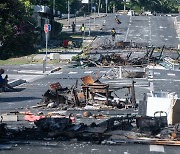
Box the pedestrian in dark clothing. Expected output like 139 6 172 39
71 22 76 32
111 28 116 41
0 68 16 91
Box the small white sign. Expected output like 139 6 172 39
82 0 89 4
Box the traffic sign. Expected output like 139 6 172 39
48 24 51 31
44 24 51 33
44 24 48 33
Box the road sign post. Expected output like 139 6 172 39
43 24 51 73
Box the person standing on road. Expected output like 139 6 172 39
0 68 16 91
80 23 85 37
111 28 116 41
71 21 76 33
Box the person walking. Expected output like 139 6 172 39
111 28 116 41
71 21 76 33
80 23 85 37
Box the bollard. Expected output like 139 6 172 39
43 57 46 73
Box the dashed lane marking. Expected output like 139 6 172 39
84 71 93 74
124 152 130 154
149 145 164 153
150 79 180 81
154 72 160 75
68 71 78 74
99 71 107 73
167 73 175 76
52 71 63 74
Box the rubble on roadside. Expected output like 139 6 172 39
1 112 180 146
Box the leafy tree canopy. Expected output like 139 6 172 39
0 0 38 59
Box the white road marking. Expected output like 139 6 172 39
68 71 78 74
84 71 93 74
160 26 167 29
151 79 180 81
125 17 132 41
99 71 107 73
167 73 175 76
8 103 15 105
149 145 164 152
164 38 169 41
154 72 160 75
160 35 164 38
168 36 172 38
52 71 63 74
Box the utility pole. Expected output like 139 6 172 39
53 0 55 16
105 0 108 14
98 0 101 15
68 0 70 27
124 0 126 13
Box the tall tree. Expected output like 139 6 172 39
0 0 38 59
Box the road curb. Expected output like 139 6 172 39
50 67 62 73
9 79 27 87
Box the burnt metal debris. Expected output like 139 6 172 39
75 45 179 69
2 112 180 146
36 75 137 110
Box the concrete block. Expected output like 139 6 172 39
178 44 180 49
49 53 60 60
1 115 18 122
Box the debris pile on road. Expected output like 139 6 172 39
2 112 180 146
34 76 137 110
74 46 168 68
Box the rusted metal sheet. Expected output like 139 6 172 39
49 82 62 91
81 75 95 85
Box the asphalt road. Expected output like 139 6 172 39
1 141 180 154
94 14 179 48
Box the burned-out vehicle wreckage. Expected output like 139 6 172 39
0 42 180 147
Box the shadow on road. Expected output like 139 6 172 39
0 96 41 102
